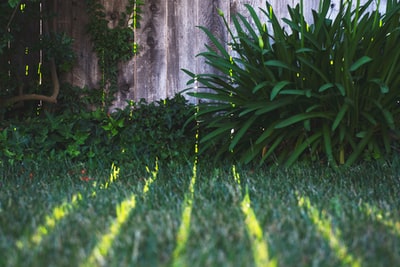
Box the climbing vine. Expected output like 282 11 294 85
86 0 143 109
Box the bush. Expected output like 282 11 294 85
184 0 400 167
0 94 196 168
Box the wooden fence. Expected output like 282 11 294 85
3 0 387 109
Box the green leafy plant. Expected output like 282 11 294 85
0 94 195 167
85 0 143 109
184 0 400 167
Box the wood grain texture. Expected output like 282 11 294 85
48 0 387 107
134 0 167 102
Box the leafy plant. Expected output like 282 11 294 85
184 0 400 167
0 94 195 167
85 0 143 109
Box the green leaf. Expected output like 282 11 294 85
259 134 285 163
201 123 235 143
264 60 292 70
270 81 291 100
229 116 258 151
323 123 336 165
8 0 20 8
285 132 322 167
382 109 395 129
318 83 335 92
349 56 372 72
370 79 389 94
255 98 293 115
252 81 270 94
334 83 346 96
332 103 349 131
345 129 374 166
197 26 230 59
275 113 330 129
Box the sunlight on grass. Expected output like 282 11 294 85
15 162 121 251
233 165 277 267
296 192 361 267
81 160 158 267
143 158 158 194
81 194 136 267
103 162 120 189
16 193 82 249
171 158 197 267
362 203 400 237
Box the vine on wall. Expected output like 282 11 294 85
86 0 143 109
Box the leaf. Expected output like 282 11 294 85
8 0 20 8
345 129 374 166
296 48 315 53
285 132 322 167
200 123 235 143
259 134 285 163
264 60 292 70
382 109 395 129
322 123 336 165
349 56 372 72
255 125 276 145
334 83 346 96
370 79 389 94
197 26 230 59
270 81 291 100
332 103 349 131
318 83 335 92
255 98 293 115
229 116 258 151
274 113 331 129
252 81 270 94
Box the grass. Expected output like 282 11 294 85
1 158 400 267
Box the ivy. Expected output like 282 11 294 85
86 0 143 109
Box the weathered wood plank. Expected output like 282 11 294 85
134 0 167 102
55 0 388 107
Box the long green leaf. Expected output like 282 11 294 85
382 109 395 129
323 123 336 166
229 116 258 151
264 60 292 70
260 134 285 164
345 129 374 166
270 81 291 100
318 83 335 93
332 103 349 131
275 113 331 129
197 26 230 59
252 81 270 94
254 98 294 115
255 123 278 145
370 78 389 94
350 56 372 72
200 123 235 143
285 132 322 167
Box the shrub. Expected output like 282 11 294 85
0 94 196 168
184 0 400 167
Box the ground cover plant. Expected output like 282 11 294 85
1 159 399 267
0 93 195 168
184 0 400 167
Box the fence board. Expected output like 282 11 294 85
50 0 386 108
133 0 167 102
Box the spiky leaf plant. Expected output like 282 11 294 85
183 0 400 167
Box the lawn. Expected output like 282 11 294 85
1 158 399 267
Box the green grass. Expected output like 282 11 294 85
1 159 400 267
